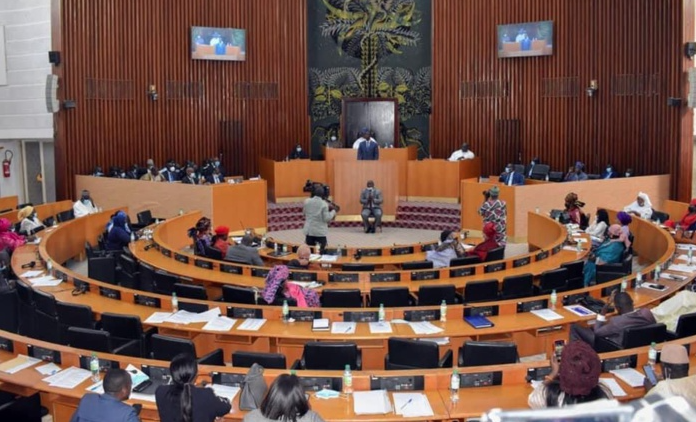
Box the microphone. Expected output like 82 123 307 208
21 261 36 269
144 243 156 251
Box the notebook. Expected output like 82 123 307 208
311 318 330 331
464 315 494 329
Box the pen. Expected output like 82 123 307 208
400 398 412 410
345 326 352 333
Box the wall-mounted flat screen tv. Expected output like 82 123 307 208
191 26 246 61
497 21 553 58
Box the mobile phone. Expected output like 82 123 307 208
643 364 658 386
553 340 565 360
132 379 152 393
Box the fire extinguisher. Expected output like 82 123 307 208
2 150 12 178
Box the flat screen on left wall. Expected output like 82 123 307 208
191 26 246 61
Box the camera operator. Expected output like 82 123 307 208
302 185 336 253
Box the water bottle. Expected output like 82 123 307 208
620 277 627 292
336 244 342 257
689 247 693 265
450 369 460 402
636 272 643 288
550 290 557 310
315 243 321 255
90 352 100 382
576 240 582 253
178 209 184 216
378 303 385 322
274 242 279 255
648 342 657 367
46 258 53 273
654 264 661 281
130 232 136 243
342 365 353 395
440 300 447 322
535 207 540 214
172 292 179 312
282 300 289 323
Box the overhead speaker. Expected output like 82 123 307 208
45 75 59 113
48 51 61 66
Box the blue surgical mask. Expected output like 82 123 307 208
606 167 612 172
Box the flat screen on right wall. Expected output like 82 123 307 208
497 21 553 58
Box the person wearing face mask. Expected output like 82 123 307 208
210 157 225 177
525 157 540 177
665 199 696 230
426 230 466 268
624 168 634 178
600 164 619 179
162 162 180 182
73 190 99 218
141 166 164 182
92 166 104 177
18 206 44 234
205 167 224 184
498 163 525 186
181 167 201 185
448 143 475 161
360 180 383 233
289 143 309 159
564 161 588 182
623 192 653 220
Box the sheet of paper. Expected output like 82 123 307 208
610 368 646 387
320 254 338 262
353 390 392 415
187 307 222 324
125 364 149 387
418 337 450 346
36 362 62 376
309 254 322 261
144 312 173 324
369 322 392 334
289 281 322 289
408 321 444 335
29 276 62 287
676 243 696 251
130 392 157 402
563 305 596 317
21 270 43 278
211 384 241 411
667 263 696 274
237 318 266 331
331 322 356 334
0 355 41 374
202 316 237 332
43 367 92 389
393 392 434 418
85 380 104 393
164 310 201 325
530 309 564 321
661 272 687 282
390 319 409 324
599 378 627 397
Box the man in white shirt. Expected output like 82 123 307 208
448 143 475 161
73 190 99 218
352 128 376 149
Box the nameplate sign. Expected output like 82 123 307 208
390 246 414 255
299 376 342 392
459 371 502 388
290 310 322 322
484 262 506 273
358 248 382 257
411 270 439 281
227 307 262 319
195 259 212 270
450 267 475 278
0 336 13 352
601 284 621 298
324 248 347 257
535 250 549 261
464 305 499 317
212 372 245 387
73 279 90 292
220 264 243 275
174 253 189 264
134 294 161 308
28 345 61 364
79 355 118 372
552 244 562 255
526 367 552 382
517 299 547 313
343 311 377 322
289 271 316 281
251 268 269 278
369 272 401 282
370 375 424 391
421 243 438 252
602 355 636 372
404 309 439 321
512 257 530 268
329 272 359 283
160 248 172 258
562 293 586 306
99 286 121 300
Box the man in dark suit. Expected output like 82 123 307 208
180 167 200 185
70 368 140 422
360 180 383 233
289 143 309 159
357 136 379 160
206 168 224 184
498 163 525 186
600 164 620 179
225 234 264 266
162 162 179 182
524 157 540 178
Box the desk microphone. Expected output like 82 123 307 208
144 243 156 251
21 261 36 269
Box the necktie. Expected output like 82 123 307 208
508 173 513 186
214 176 219 184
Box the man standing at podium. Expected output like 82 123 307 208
357 134 379 160
360 180 383 233
353 128 375 148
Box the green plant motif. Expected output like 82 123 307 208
309 67 362 121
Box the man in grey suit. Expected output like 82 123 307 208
360 180 383 233
303 185 336 253
225 234 264 266
70 368 140 422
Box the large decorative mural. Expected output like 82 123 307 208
308 0 432 157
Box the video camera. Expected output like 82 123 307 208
303 180 330 200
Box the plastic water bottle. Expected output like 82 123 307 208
636 272 643 288
336 244 342 257
130 232 136 243
178 209 184 216
282 300 289 323
550 290 557 310
689 248 693 266
378 303 385 322
648 342 658 367
620 277 628 292
315 243 321 255
90 352 100 382
342 365 353 395
46 258 53 273
172 292 179 312
274 242 279 255
535 207 540 214
440 300 447 322
450 369 460 402
576 240 582 253
654 264 661 281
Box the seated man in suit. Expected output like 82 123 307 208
73 190 99 218
565 161 589 182
140 166 163 182
357 133 379 160
569 291 656 348
498 163 525 186
360 180 383 233
525 157 540 178
600 164 620 179
161 162 179 182
225 234 264 266
448 143 475 161
70 368 139 422
206 167 224 184
289 143 309 159
180 166 200 184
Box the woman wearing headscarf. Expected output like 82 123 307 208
528 341 612 408
665 199 696 230
585 208 609 247
211 226 230 256
0 218 25 253
583 224 628 285
261 265 320 308
563 193 585 226
623 192 653 220
187 217 211 256
106 210 131 234
615 211 633 240
105 212 131 251
465 222 500 262
18 206 44 234
426 230 466 268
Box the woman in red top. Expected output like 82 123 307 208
211 226 230 256
564 192 585 226
467 222 500 261
665 199 696 230
0 218 25 253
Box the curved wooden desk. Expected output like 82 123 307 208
0 200 73 225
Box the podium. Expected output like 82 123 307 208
407 158 481 201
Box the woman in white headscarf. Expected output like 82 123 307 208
623 192 653 220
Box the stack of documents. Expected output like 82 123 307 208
20 270 43 278
530 309 564 321
331 322 356 334
202 316 237 332
144 312 173 324
667 263 696 273
164 308 222 325
29 275 62 287
43 367 92 389
368 322 392 334
408 321 443 335
599 378 627 397
353 390 392 415
0 355 41 374
211 384 240 411
312 318 330 331
393 392 434 418
237 318 266 331
609 368 645 388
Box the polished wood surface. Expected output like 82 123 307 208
258 157 328 202
406 158 481 201
0 200 74 225
461 175 670 239
0 195 17 211
662 199 688 223
431 0 693 201
333 161 398 218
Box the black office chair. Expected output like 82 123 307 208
548 171 564 182
417 284 461 306
369 287 413 307
342 263 376 272
0 290 19 333
222 285 258 305
33 289 57 316
138 262 156 293
67 327 140 356
651 211 669 224
137 210 155 226
321 289 362 308
298 342 361 370
118 254 139 275
561 260 585 290
0 390 42 422
88 256 117 284
174 283 208 300
153 271 178 295
15 280 34 336
597 253 632 276
595 271 624 284
204 245 223 260
56 302 95 344
485 246 505 262
402 261 434 270
500 274 534 299
587 174 600 180
463 279 499 303
56 209 75 223
100 312 155 358
458 341 519 367
594 323 667 353
85 241 106 259
117 254 140 288
150 334 224 365
232 351 287 369
33 309 61 344
667 312 696 340
530 164 550 180
385 338 452 370
449 255 480 267
537 268 569 294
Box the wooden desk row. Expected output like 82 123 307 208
1 330 695 422
0 199 72 225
